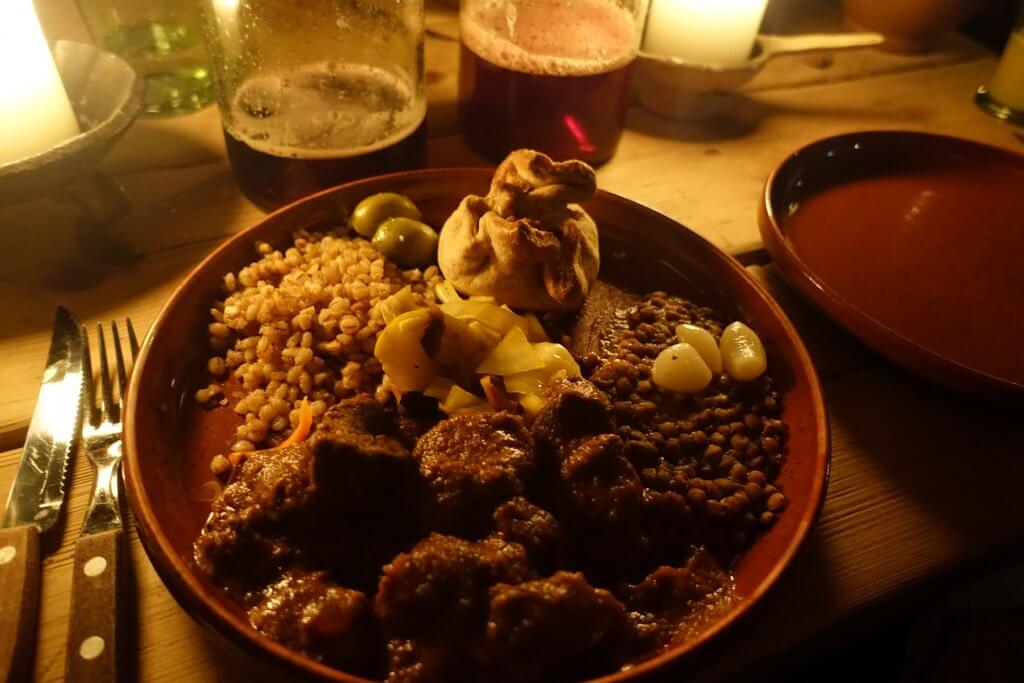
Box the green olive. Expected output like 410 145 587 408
372 217 440 268
350 192 422 238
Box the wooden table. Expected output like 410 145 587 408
2 1 1021 681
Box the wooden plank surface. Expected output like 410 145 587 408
2 0 1021 680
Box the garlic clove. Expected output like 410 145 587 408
676 323 723 373
720 322 767 381
652 342 713 393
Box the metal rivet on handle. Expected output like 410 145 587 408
79 636 105 660
0 546 15 565
83 556 107 577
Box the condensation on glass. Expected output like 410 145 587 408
199 0 427 208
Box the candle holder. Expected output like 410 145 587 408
0 40 143 261
634 32 883 120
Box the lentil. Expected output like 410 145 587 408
581 292 790 557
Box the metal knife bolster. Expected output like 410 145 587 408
2 307 85 532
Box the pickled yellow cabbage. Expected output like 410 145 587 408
440 299 548 343
477 327 545 375
378 285 419 324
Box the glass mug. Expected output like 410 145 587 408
199 0 427 209
77 0 214 116
458 0 648 166
976 6 1024 125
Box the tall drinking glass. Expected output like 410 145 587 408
199 0 427 209
77 0 214 116
458 0 648 165
976 7 1024 125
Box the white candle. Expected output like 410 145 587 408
0 0 80 165
643 0 769 67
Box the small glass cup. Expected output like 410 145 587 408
197 0 427 209
458 0 649 166
976 7 1024 125
77 0 215 116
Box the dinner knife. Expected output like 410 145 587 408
0 307 85 682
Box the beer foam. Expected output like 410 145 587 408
461 0 637 77
225 62 425 160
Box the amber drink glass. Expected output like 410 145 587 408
198 0 427 209
458 0 648 166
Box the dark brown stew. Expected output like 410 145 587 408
193 284 788 682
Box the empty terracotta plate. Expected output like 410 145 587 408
761 131 1024 400
125 169 829 682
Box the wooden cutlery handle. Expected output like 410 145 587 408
0 525 41 682
65 528 124 683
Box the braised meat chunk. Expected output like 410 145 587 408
493 498 562 570
564 281 639 361
625 550 734 651
531 375 614 457
413 412 535 535
386 638 466 683
560 434 643 525
483 571 631 681
376 533 534 637
248 570 382 675
195 442 315 593
311 396 426 517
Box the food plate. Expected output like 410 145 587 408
760 130 1024 400
125 168 828 682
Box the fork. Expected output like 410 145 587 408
65 320 138 683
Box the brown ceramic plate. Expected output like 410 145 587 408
760 131 1024 401
125 169 829 682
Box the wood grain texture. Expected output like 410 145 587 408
65 528 124 683
0 525 40 683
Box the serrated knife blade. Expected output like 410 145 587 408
0 306 85 681
2 306 86 532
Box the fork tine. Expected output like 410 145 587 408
96 323 115 422
111 320 128 409
126 318 140 361
81 325 97 426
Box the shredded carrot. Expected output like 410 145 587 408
480 376 516 412
228 453 245 467
279 399 313 448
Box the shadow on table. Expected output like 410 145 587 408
0 157 254 337
829 364 1020 548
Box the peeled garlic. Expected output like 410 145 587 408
652 342 712 393
720 322 767 381
676 323 723 373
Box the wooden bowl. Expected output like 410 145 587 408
125 169 829 682
760 130 1024 401
841 0 978 53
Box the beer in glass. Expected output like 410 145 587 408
458 0 647 165
200 0 426 209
